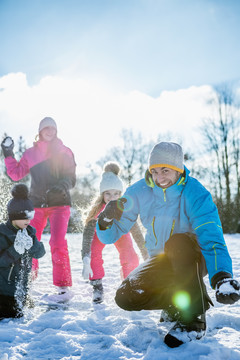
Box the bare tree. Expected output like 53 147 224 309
0 176 12 223
97 128 154 186
200 83 240 232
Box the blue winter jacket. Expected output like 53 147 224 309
96 167 233 287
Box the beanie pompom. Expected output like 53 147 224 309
103 162 121 176
8 183 34 221
11 184 29 199
100 162 123 194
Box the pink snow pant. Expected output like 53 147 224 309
90 232 139 281
30 206 72 287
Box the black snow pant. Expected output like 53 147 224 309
115 233 213 321
0 294 23 319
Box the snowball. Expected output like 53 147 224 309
3 137 13 147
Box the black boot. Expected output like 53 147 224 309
164 313 206 348
90 279 104 304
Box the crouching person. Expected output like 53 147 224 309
96 142 240 348
0 184 45 319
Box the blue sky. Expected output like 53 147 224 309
0 0 240 173
1 0 240 96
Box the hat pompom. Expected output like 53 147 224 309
103 162 121 176
11 184 29 199
100 162 123 194
8 184 34 221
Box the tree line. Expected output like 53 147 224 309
1 83 239 233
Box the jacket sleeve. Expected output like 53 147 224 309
130 221 148 260
96 186 140 244
81 219 97 259
0 235 22 267
4 152 30 181
185 180 233 287
28 236 46 259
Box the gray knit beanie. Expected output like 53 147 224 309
148 142 184 173
100 162 124 194
39 117 57 133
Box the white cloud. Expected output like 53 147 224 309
0 72 214 174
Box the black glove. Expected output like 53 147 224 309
98 198 127 230
216 278 240 304
1 136 14 158
48 184 67 196
46 184 67 206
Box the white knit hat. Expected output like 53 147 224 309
100 162 123 194
148 142 184 173
39 117 57 133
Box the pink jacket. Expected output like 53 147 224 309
5 138 76 208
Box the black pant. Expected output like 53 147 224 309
0 295 23 319
115 233 212 321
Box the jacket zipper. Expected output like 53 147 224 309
152 217 176 245
163 189 166 202
8 264 14 283
151 217 158 245
212 244 218 271
170 219 176 237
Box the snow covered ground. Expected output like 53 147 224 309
0 233 240 360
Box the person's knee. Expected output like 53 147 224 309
51 248 69 264
115 284 131 310
115 280 144 311
164 233 201 264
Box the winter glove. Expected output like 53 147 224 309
46 184 67 206
1 136 14 158
14 228 33 255
48 184 67 196
24 231 34 250
216 278 240 304
82 256 93 280
98 198 127 230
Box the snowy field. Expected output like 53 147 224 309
0 233 240 360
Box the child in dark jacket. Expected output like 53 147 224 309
0 184 45 319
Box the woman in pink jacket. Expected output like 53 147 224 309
81 162 148 304
1 117 76 298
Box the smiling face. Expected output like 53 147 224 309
103 189 121 204
40 126 57 142
151 167 181 188
12 219 31 229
